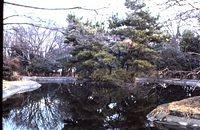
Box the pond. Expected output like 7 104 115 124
3 82 200 130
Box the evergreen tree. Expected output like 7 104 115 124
64 15 116 79
108 0 168 76
181 30 200 53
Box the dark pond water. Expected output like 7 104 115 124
3 82 200 130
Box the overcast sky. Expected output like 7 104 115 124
3 0 200 34
4 0 128 27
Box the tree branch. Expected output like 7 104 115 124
3 15 20 20
3 22 66 34
4 1 108 14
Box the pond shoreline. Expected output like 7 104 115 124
3 76 200 129
135 78 200 88
22 76 76 83
3 76 77 101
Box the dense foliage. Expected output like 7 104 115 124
181 30 200 53
64 14 116 79
64 0 170 82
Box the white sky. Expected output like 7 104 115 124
3 0 200 34
4 0 128 28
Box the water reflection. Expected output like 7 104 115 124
3 82 200 130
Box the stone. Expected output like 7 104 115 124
147 96 200 128
3 80 41 101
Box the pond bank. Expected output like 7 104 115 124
3 76 77 101
22 76 76 83
3 80 41 101
135 78 200 88
147 96 200 128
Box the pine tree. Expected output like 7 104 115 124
64 15 116 79
108 0 168 76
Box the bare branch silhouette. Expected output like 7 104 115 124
3 22 66 34
4 1 108 14
3 15 20 20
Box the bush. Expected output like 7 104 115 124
132 60 155 77
156 48 200 71
91 68 135 83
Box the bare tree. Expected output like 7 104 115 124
159 0 200 29
160 0 200 20
6 25 61 57
3 23 66 74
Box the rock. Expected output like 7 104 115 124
3 80 41 101
147 96 200 128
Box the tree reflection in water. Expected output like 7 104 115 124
3 82 200 130
3 84 69 129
